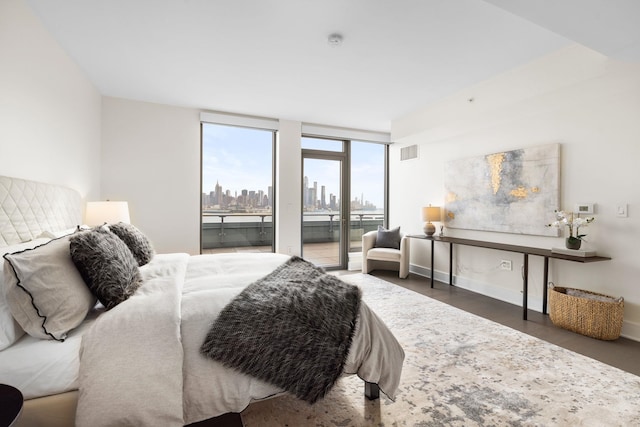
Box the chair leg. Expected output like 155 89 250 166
399 263 408 279
363 257 371 274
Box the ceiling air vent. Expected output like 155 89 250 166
400 144 418 161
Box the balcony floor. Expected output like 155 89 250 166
202 242 352 267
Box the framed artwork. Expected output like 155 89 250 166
444 143 560 236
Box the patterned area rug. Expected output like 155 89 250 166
241 273 640 426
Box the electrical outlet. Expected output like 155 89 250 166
500 260 512 271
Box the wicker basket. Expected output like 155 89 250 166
548 284 624 340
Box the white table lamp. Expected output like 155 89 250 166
85 201 131 226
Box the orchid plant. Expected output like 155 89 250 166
548 210 595 243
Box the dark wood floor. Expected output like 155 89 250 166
367 270 640 377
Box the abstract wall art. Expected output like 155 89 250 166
444 143 560 236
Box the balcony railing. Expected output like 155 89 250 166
201 212 384 250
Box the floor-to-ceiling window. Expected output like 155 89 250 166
350 140 386 252
201 122 275 253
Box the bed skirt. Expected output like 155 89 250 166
16 391 77 427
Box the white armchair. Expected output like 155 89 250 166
362 229 410 279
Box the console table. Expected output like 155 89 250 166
408 235 611 320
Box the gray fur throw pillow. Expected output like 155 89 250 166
70 228 142 310
108 222 154 266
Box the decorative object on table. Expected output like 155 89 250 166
439 225 444 237
85 201 131 226
444 143 560 236
547 210 594 250
551 247 596 257
565 238 581 250
548 283 623 340
422 205 441 236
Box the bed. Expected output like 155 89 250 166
0 175 404 427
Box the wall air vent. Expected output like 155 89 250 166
400 144 418 161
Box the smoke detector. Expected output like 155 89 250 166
327 33 343 46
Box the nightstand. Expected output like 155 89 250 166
0 384 23 427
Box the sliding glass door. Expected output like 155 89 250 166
302 155 345 268
301 136 386 269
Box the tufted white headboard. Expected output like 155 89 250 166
0 175 82 247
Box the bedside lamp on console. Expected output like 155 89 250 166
422 205 441 236
85 201 131 226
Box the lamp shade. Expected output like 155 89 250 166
422 206 441 222
85 201 130 226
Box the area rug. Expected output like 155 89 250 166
241 273 640 426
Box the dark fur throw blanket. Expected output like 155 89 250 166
200 256 362 404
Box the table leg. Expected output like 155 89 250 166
430 240 434 288
522 254 529 320
543 256 549 314
449 243 453 285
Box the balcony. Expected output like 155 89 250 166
201 212 383 266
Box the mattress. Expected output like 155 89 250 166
0 308 101 399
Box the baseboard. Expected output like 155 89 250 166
410 264 544 314
409 263 640 342
348 252 362 271
409 264 451 287
620 319 640 342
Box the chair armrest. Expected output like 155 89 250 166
399 235 410 278
400 235 410 258
362 230 377 274
362 230 377 255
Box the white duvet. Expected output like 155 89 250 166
76 253 404 426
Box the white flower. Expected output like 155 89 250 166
547 210 594 240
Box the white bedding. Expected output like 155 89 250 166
0 309 100 399
76 252 405 426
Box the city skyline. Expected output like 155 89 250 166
202 122 385 211
202 175 378 212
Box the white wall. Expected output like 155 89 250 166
275 120 302 256
101 99 307 257
0 0 101 199
101 97 201 254
390 45 640 340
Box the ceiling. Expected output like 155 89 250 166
26 0 640 132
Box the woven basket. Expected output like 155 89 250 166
548 284 624 340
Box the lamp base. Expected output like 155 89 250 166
423 222 435 236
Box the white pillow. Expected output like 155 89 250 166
0 238 51 350
3 236 97 341
36 225 89 240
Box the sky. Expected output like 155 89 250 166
202 123 272 196
202 123 384 208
